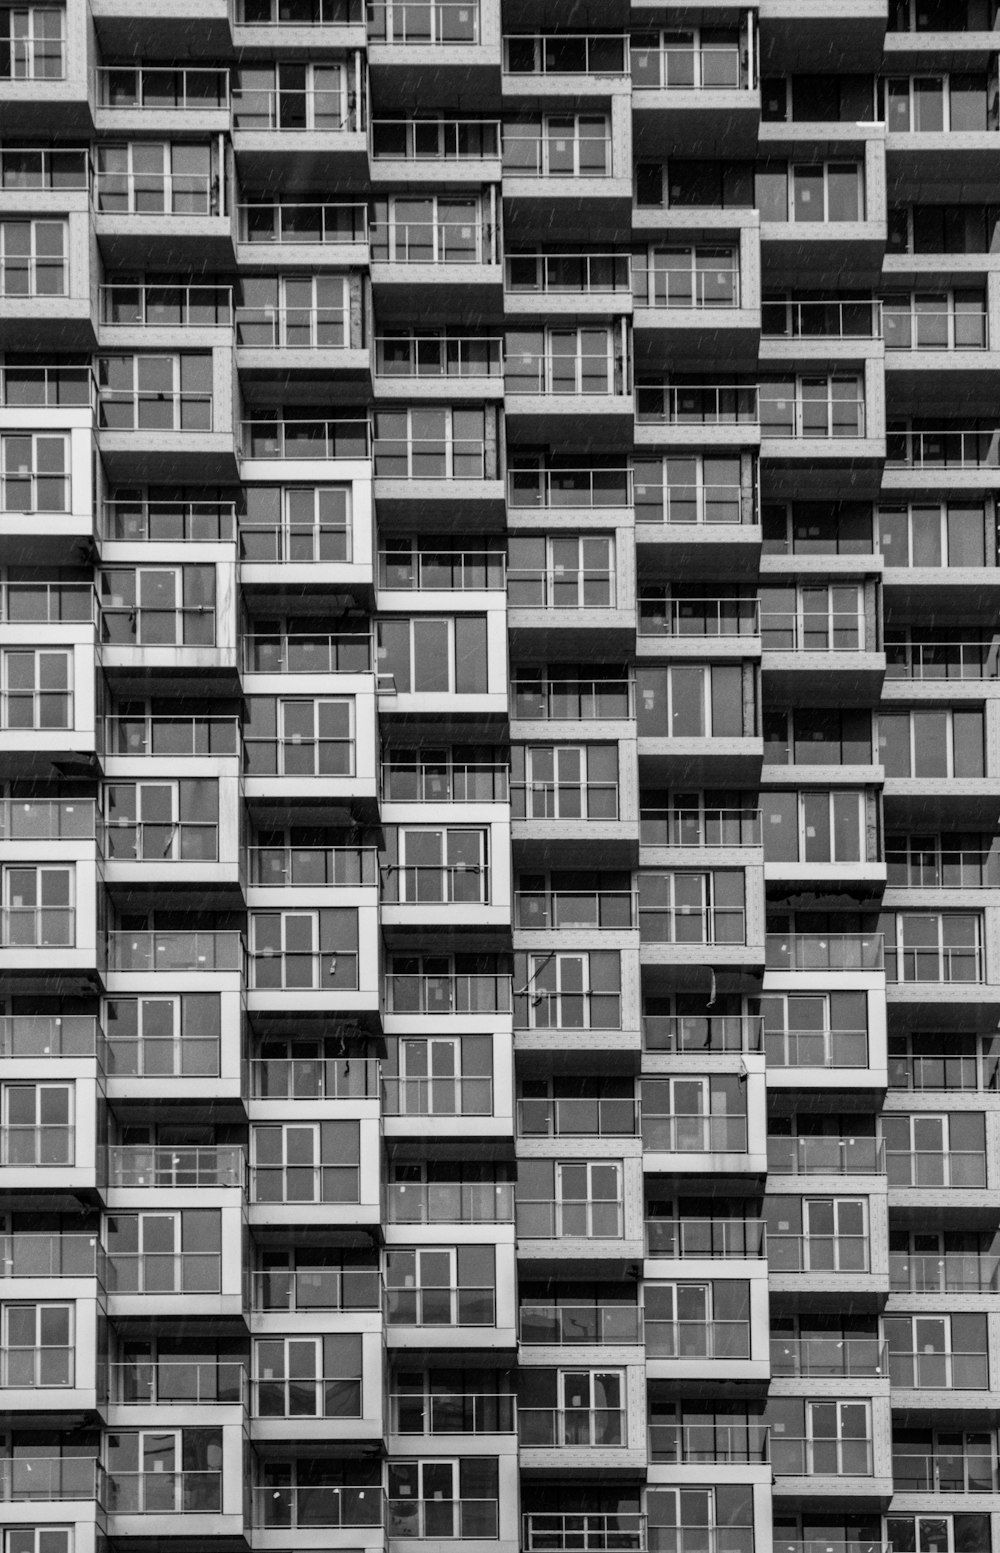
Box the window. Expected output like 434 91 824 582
505 327 618 395
883 911 983 983
883 1112 987 1189
388 1034 493 1116
759 584 864 648
879 709 984 779
508 536 614 607
556 1161 623 1237
250 908 359 989
104 995 221 1077
884 290 987 350
886 831 993 889
519 1368 626 1446
641 1074 746 1152
888 1516 992 1553
647 1488 754 1553
1 4 64 78
243 486 351 563
760 376 864 437
512 745 618 820
638 871 746 944
800 1199 868 1271
386 1459 498 1540
805 1400 872 1473
892 1427 994 1494
0 218 66 295
386 1246 496 1326
878 502 987 567
233 61 348 130
0 432 69 512
1 864 72 946
765 708 872 766
3 1533 72 1553
244 698 355 777
105 1428 222 1513
1 1301 72 1385
255 1335 361 1418
100 566 215 647
758 991 868 1068
644 1281 750 1358
97 355 212 432
369 0 479 42
634 454 745 526
373 407 487 478
371 195 485 263
104 1209 222 1294
253 1122 359 1203
636 665 746 738
631 28 742 89
391 827 488 904
762 791 866 864
884 1313 988 1390
503 114 611 176
238 275 348 348
104 780 218 861
1 1081 72 1164
887 74 989 132
0 147 86 190
756 162 864 222
377 616 488 693
516 949 621 1029
636 245 740 307
0 648 71 729
95 143 215 215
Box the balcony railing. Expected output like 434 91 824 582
0 147 88 189
105 714 239 757
106 1036 219 1080
386 1180 514 1223
511 675 634 720
519 1408 626 1448
518 989 622 1032
770 1335 886 1377
503 35 628 75
0 361 93 407
96 66 229 109
232 89 355 132
236 306 350 349
767 1233 870 1273
237 0 364 22
239 518 350 564
632 264 740 309
0 1232 101 1278
523 1513 646 1552
642 1113 747 1153
248 949 359 991
107 930 243 972
102 497 236 541
107 1145 245 1188
771 1437 873 1476
253 1483 384 1529
252 1373 362 1418
885 1149 987 1188
378 549 505 589
375 335 503 377
649 1422 768 1464
639 809 761 848
501 133 613 179
370 219 494 265
242 628 370 674
763 298 882 339
0 908 74 949
637 597 759 637
764 1028 870 1069
248 845 378 887
636 384 758 425
506 252 630 294
371 118 499 159
887 427 1000 468
385 1285 496 1325
761 611 865 652
888 1350 989 1389
388 1500 499 1539
884 307 988 350
766 1136 884 1174
885 638 1000 679
0 580 94 624
106 1471 222 1513
252 1056 380 1100
0 798 93 841
888 1045 1000 1091
383 862 489 905
94 170 220 218
367 0 480 43
638 905 746 947
381 1075 494 1117
385 971 511 1014
109 1358 245 1405
382 762 508 802
516 1197 624 1239
0 1458 103 1502
642 1014 762 1054
886 847 1000 890
765 932 884 971
632 43 743 90
515 889 635 930
507 467 632 509
100 818 218 863
760 391 866 439
516 1097 639 1137
239 417 370 459
511 779 619 821
238 200 368 244
252 1266 381 1311
889 1251 1000 1293
106 1251 221 1294
646 1217 766 1259
885 943 984 983
0 1124 73 1166
519 1303 642 1345
390 1390 515 1434
893 1449 996 1494
635 481 753 527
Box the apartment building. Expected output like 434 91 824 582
0 1 998 1552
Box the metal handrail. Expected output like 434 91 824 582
633 263 740 309
237 200 368 243
507 467 632 508
107 1145 244 1188
106 930 243 972
885 638 1000 678
519 1303 642 1344
248 844 378 886
235 305 349 348
515 888 635 930
639 809 761 847
516 1097 639 1136
506 252 630 293
232 88 355 132
367 0 480 44
370 118 500 158
770 1335 887 1376
637 596 759 635
102 498 236 541
251 1056 380 1100
887 427 1000 468
645 1216 765 1258
763 298 882 339
104 714 239 756
374 335 502 376
503 35 628 75
641 1114 749 1152
765 932 884 971
636 383 759 425
239 417 371 459
96 65 229 109
642 1014 762 1052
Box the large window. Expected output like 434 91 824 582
1 864 72 946
373 407 487 478
233 61 349 130
371 195 485 263
886 74 989 132
100 566 216 646
647 1488 754 1553
0 1301 72 1385
756 161 864 222
508 536 614 608
762 791 866 863
244 698 355 777
252 1121 359 1203
505 327 619 395
878 502 987 568
1 1081 72 1164
249 908 359 989
636 665 746 738
503 114 611 176
634 454 746 526
254 1335 361 1418
97 355 212 431
0 649 71 729
760 376 865 437
104 995 221 1077
377 616 488 694
878 709 984 778
1 5 64 78
238 276 349 349
95 143 216 215
0 432 69 512
0 218 66 295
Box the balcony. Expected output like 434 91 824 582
631 41 757 153
243 625 371 676
384 971 511 1015
104 713 239 760
767 1137 884 1175
646 1314 752 1363
108 1358 245 1406
389 1389 515 1435
892 1447 996 1494
382 760 508 803
885 424 1000 477
0 1231 102 1279
770 1336 887 1378
239 415 370 463
382 1075 494 1119
231 86 367 182
522 1513 646 1553
762 297 883 342
519 1406 627 1450
502 34 629 90
107 929 243 973
641 1113 748 1154
645 1217 766 1259
248 845 378 888
885 940 984 985
764 1027 871 1071
252 1055 380 1100
515 888 635 932
639 808 762 850
106 1470 223 1514
252 1482 385 1532
648 1420 769 1465
767 1233 871 1276
378 547 505 592
771 1436 873 1478
635 383 759 449
507 465 632 513
765 932 884 971
251 1372 364 1423
385 1180 514 1224
511 674 634 725
369 219 502 317
642 1014 763 1055
95 65 229 127
387 1499 500 1540
637 596 760 647
516 1097 639 1137
889 1251 1000 1294
385 1284 496 1327
92 170 232 271
0 1013 97 1060
374 335 503 384
888 1350 989 1390
102 494 235 543
885 636 999 680
0 1457 104 1503
237 199 368 263
107 1145 245 1189
516 1196 625 1241
106 1251 222 1296
886 1149 987 1189
252 1266 381 1312
519 1303 642 1346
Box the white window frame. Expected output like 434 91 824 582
878 500 985 568
790 162 864 222
0 217 67 296
0 648 72 730
7 4 65 80
806 1398 871 1474
277 697 354 777
802 1197 868 1272
0 432 70 513
555 1159 623 1238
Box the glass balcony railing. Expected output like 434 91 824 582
388 1500 499 1539
248 845 378 887
102 497 236 542
889 1251 1000 1293
515 889 635 930
367 0 479 43
771 1437 873 1476
638 905 746 946
109 1359 245 1405
105 1251 222 1295
238 200 368 245
105 714 239 757
503 35 628 76
507 467 632 509
375 335 502 378
888 1350 989 1389
885 638 1000 679
0 1458 103 1502
639 809 761 848
642 1014 762 1053
252 1267 381 1311
0 1232 101 1278
887 426 1000 469
645 1217 765 1259
106 931 243 972
765 933 883 971
384 972 511 1014
637 383 758 426
763 298 882 339
516 1097 639 1137
766 1136 884 1175
770 1335 887 1377
0 1014 97 1058
892 1448 996 1494
247 946 358 991
390 1390 515 1434
252 1483 384 1529
382 762 508 802
251 1056 380 1100
239 416 370 460
107 1145 245 1188
96 66 229 110
885 1149 987 1188
106 1471 222 1513
631 43 743 90
648 1422 769 1464
516 1197 624 1239
523 1513 646 1552
767 1233 870 1274
0 580 93 624
518 1409 626 1448
0 908 75 949
381 1074 494 1117
386 1181 514 1224
519 1303 642 1345
645 1319 750 1360
632 263 740 309
385 1285 496 1326
764 1027 870 1068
